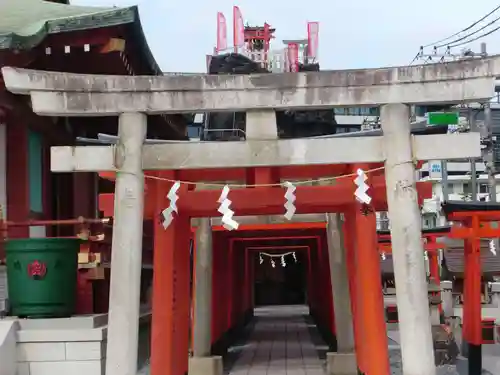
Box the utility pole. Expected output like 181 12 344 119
484 102 497 202
469 107 478 201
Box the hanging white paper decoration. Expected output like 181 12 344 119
490 239 497 256
259 253 264 264
281 255 286 267
381 252 386 261
283 181 297 220
354 168 372 204
217 185 239 231
292 252 297 262
271 259 276 268
161 181 181 229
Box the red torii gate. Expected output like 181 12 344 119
441 202 500 375
98 163 432 375
378 228 450 317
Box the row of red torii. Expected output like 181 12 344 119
2 57 500 375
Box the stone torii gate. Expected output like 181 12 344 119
2 57 500 375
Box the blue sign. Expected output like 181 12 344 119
430 164 441 173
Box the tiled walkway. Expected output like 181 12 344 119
226 305 326 375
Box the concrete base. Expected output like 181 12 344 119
326 352 357 375
188 356 223 375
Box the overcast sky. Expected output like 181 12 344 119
72 0 500 72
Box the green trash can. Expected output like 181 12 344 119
6 238 80 318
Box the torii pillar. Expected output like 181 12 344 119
325 213 356 375
381 103 435 375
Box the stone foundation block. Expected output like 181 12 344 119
326 352 357 375
188 356 223 375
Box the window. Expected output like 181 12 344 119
423 215 437 229
479 184 489 194
187 125 201 139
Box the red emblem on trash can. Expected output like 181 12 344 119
27 260 47 279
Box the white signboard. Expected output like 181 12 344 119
428 160 442 179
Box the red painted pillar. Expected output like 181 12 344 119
6 120 29 237
352 204 390 375
150 177 191 375
211 234 221 343
249 251 255 311
428 238 442 315
243 248 250 314
307 245 314 313
73 173 95 218
227 241 234 330
463 215 482 373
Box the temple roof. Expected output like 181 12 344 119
0 0 161 73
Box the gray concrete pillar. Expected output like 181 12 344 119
105 112 146 375
192 218 213 357
325 213 356 375
441 280 454 317
189 218 223 375
245 109 278 139
380 103 436 375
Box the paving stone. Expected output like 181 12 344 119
227 306 326 375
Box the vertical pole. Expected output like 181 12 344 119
326 213 356 375
463 216 482 374
428 241 443 317
471 160 477 201
211 238 220 345
151 173 174 375
306 245 314 313
381 103 436 375
343 211 364 372
441 161 449 201
326 213 355 352
226 243 234 331
469 107 478 202
193 218 213 357
353 202 390 375
105 112 146 375
6 120 29 238
243 248 250 315
173 215 192 375
484 102 497 202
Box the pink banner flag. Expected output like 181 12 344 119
217 12 228 52
307 22 319 60
233 6 245 52
288 43 299 72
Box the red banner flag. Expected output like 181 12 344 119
217 12 228 52
288 43 299 72
233 6 245 52
307 22 319 61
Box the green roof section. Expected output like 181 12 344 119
0 0 162 74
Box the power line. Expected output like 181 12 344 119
422 4 500 48
435 14 500 48
447 25 500 48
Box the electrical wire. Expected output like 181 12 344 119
447 24 500 48
422 4 500 48
435 13 500 48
